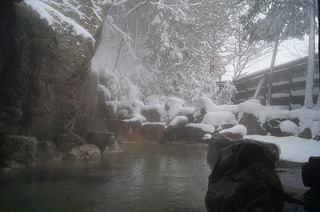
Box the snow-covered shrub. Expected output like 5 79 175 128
217 81 236 105
99 70 141 101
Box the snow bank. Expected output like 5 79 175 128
211 105 239 115
219 125 247 136
203 111 237 129
169 116 188 127
279 120 299 136
185 123 215 133
244 135 320 162
239 100 290 123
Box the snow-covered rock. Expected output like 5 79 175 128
193 96 216 122
219 125 247 137
169 116 189 127
279 120 299 136
164 97 184 122
203 111 237 130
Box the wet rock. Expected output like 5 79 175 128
184 123 215 143
141 123 165 142
68 144 101 160
35 140 62 162
105 120 144 142
86 132 115 153
0 135 38 168
266 119 283 136
54 131 86 154
239 113 266 135
141 106 164 122
205 142 284 212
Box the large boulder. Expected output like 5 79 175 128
239 113 266 135
53 131 86 154
35 140 62 163
68 144 101 160
205 142 284 212
0 1 110 140
0 135 38 168
86 132 115 153
207 134 280 169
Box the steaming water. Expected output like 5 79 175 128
0 143 211 212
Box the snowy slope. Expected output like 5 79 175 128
245 135 320 163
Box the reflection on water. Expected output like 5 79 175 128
0 143 211 212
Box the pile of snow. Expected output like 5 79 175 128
105 101 120 114
193 96 216 118
164 97 184 121
203 111 237 130
279 120 299 136
169 116 188 127
245 135 320 163
185 123 215 133
211 105 239 115
179 107 196 116
144 95 166 105
219 125 247 136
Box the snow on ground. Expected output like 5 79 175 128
245 135 320 163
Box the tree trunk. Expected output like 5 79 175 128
304 0 315 109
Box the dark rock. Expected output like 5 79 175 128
205 142 284 212
141 123 165 142
68 144 101 160
266 119 284 136
299 128 312 139
239 113 266 135
207 134 280 169
162 125 186 142
86 132 115 153
141 106 163 122
0 135 38 168
54 131 86 154
302 157 320 188
35 140 61 162
184 124 214 143
304 188 320 212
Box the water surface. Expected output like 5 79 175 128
0 143 211 212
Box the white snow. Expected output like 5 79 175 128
279 120 299 136
105 101 120 113
203 133 212 140
120 100 144 114
125 113 146 123
169 116 188 127
202 111 237 130
211 105 239 115
164 97 184 121
185 123 215 133
245 135 320 163
193 96 216 118
98 84 111 100
219 125 247 136
24 0 95 43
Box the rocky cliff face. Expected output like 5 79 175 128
0 0 110 140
